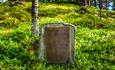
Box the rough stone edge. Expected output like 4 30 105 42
65 23 76 64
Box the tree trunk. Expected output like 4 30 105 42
94 0 97 7
32 0 39 36
99 0 102 20
88 0 90 6
77 0 85 6
85 0 88 6
113 0 115 7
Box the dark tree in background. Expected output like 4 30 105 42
113 0 115 8
94 0 97 7
101 0 107 9
77 0 94 6
77 0 86 6
32 0 39 36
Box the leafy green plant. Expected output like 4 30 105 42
0 17 19 28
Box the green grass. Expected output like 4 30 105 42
0 2 115 70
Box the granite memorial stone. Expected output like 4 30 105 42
39 23 75 64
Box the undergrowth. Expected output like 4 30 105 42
0 2 115 70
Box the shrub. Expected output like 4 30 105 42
9 6 32 22
0 17 19 28
39 8 71 17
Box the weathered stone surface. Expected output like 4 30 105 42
39 23 75 64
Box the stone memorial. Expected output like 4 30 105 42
39 23 75 64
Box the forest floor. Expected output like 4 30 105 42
0 2 115 70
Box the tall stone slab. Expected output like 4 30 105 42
39 23 75 64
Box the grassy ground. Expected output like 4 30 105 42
0 2 115 70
